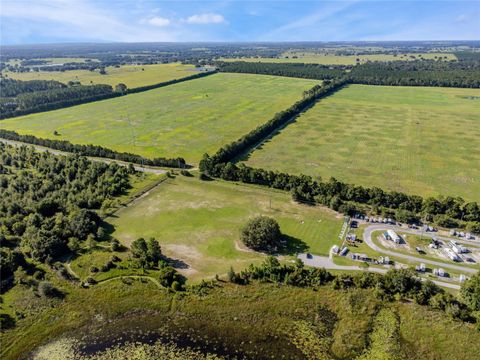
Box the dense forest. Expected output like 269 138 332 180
0 77 65 97
0 78 117 119
348 60 480 88
0 130 187 168
0 144 133 288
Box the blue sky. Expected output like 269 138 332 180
1 1 479 44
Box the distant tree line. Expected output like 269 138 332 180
125 69 217 94
199 82 480 233
229 256 480 325
0 83 116 118
348 60 480 88
0 71 217 119
217 60 480 88
0 144 133 286
216 61 345 80
0 77 65 97
0 130 186 168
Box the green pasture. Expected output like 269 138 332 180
2 63 197 88
243 85 480 201
0 73 318 164
108 175 343 280
220 52 457 65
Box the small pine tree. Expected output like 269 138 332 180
227 267 236 283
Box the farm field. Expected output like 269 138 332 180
0 73 319 163
108 175 343 280
243 85 480 202
2 63 197 88
220 52 457 65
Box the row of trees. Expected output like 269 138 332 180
229 256 480 325
0 82 118 119
0 71 217 119
216 61 345 80
198 81 479 233
0 144 133 283
0 77 65 97
0 130 186 168
217 59 480 88
348 60 480 88
201 80 347 167
202 162 480 233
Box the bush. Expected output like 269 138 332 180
158 266 184 289
240 216 282 252
111 238 121 251
0 313 16 330
38 281 57 298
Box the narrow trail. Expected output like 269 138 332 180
0 138 168 174
96 275 163 289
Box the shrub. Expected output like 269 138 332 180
111 238 121 251
38 281 57 298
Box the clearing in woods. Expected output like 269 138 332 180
2 63 199 88
0 73 319 164
242 85 480 202
108 175 343 280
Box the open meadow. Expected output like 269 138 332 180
108 175 343 280
243 85 480 201
2 63 198 88
0 73 319 163
220 52 457 65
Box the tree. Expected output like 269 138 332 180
131 238 148 258
158 265 184 289
13 266 28 285
130 237 148 268
240 216 282 252
114 83 127 94
460 273 480 311
147 237 162 265
67 237 81 253
86 234 97 250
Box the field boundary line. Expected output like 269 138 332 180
230 84 347 164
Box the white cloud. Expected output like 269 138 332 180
145 16 171 27
1 0 178 42
185 13 226 25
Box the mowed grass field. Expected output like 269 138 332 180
220 52 457 65
243 85 480 201
0 73 318 163
108 175 343 280
2 63 197 88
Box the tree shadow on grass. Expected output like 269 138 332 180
277 234 309 255
161 255 190 270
